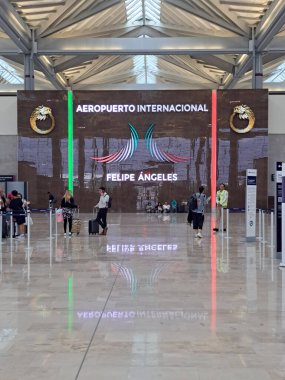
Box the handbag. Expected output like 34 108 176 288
25 214 33 225
56 209 64 223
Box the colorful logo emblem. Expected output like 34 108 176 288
145 124 191 163
91 123 139 163
91 123 191 163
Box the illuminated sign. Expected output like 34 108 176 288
145 124 191 163
76 103 209 113
107 244 178 253
91 123 139 163
91 122 190 165
106 173 178 182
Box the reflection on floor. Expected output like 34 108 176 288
0 212 283 380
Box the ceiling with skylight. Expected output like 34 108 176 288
0 59 23 85
1 0 285 91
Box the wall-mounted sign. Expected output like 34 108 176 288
30 105 55 135
91 123 191 165
106 172 178 182
76 103 209 113
276 162 283 256
0 175 14 182
281 163 285 267
230 104 255 133
246 168 257 241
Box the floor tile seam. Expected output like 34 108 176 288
74 251 128 380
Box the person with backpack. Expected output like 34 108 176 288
192 186 211 238
95 187 110 235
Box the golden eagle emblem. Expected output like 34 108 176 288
30 105 55 135
230 104 255 134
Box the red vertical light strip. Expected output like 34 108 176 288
211 90 217 334
211 90 217 210
210 215 217 334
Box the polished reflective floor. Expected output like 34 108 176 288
0 212 283 380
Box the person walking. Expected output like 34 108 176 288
95 187 109 235
192 186 210 238
213 183 228 232
61 190 77 237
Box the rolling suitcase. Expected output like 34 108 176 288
88 219 99 235
89 206 99 235
71 210 81 235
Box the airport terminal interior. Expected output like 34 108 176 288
1 0 285 379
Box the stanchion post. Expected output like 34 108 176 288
49 206 52 238
10 212 13 243
270 211 274 248
55 208 58 236
0 211 2 246
27 210 31 281
262 210 266 244
257 209 262 240
226 208 229 238
221 207 224 235
27 210 31 249
49 207 53 268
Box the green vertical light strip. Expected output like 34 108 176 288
67 90 73 193
67 275 74 331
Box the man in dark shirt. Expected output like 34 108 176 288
9 190 25 238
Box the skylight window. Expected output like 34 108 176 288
0 59 23 84
125 0 161 24
133 55 158 84
265 62 285 83
125 1 161 84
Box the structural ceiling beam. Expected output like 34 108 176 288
0 0 66 89
0 39 20 55
256 1 285 52
192 55 233 73
54 55 96 73
164 0 247 36
40 0 122 38
35 56 66 90
36 36 249 55
0 0 31 53
225 56 252 89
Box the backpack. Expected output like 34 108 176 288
107 195 112 208
188 193 198 211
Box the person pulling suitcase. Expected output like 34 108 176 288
95 187 110 235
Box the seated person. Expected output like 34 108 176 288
145 202 153 213
163 201 171 213
155 202 163 213
170 199 177 212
